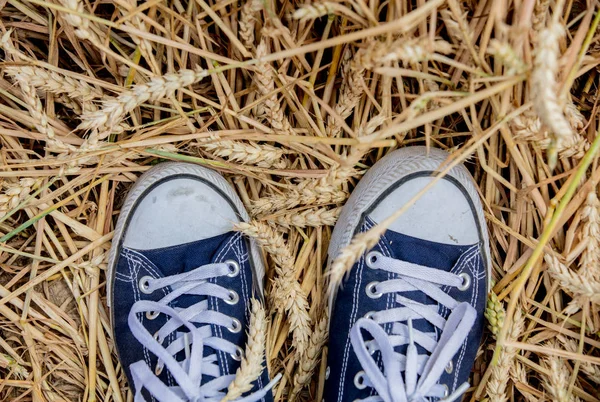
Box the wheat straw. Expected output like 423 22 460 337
223 299 268 401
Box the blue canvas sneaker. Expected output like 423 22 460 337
324 147 490 402
107 162 276 402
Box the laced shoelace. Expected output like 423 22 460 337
127 261 278 402
349 251 477 402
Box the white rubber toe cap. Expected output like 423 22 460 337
124 177 240 250
369 176 479 245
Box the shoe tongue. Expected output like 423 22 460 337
136 231 233 276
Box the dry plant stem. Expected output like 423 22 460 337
234 222 311 357
494 128 600 365
531 22 572 169
223 299 268 401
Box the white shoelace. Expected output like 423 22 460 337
349 251 477 402
128 261 278 402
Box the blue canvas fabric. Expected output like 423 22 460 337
111 231 272 402
324 216 487 402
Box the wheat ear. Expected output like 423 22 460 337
292 2 335 21
254 41 295 135
0 178 42 219
58 0 103 45
273 207 341 228
542 344 577 402
223 299 267 401
356 40 452 69
78 68 208 140
580 191 600 280
326 50 365 138
532 22 573 169
239 0 262 50
5 66 102 102
485 291 505 337
488 40 527 76
290 314 329 400
235 222 311 357
486 309 525 402
545 254 600 306
198 137 290 169
558 335 600 384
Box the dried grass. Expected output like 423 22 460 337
1 0 600 401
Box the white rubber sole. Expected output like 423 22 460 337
106 162 265 310
328 146 491 291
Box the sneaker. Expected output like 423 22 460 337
324 147 490 402
107 162 276 402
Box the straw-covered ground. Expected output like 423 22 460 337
0 0 599 400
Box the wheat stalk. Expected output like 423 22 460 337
78 68 208 141
289 314 329 400
273 207 341 228
531 22 574 169
235 221 311 357
198 137 290 169
222 299 267 401
486 309 525 402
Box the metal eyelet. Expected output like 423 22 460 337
365 251 382 268
146 310 160 320
442 384 449 398
228 318 242 333
445 360 453 374
366 281 382 298
365 340 376 355
225 260 240 277
364 311 376 320
155 363 163 376
325 366 330 380
231 346 244 361
354 370 367 389
138 276 153 294
225 290 239 305
457 272 471 291
153 331 161 343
